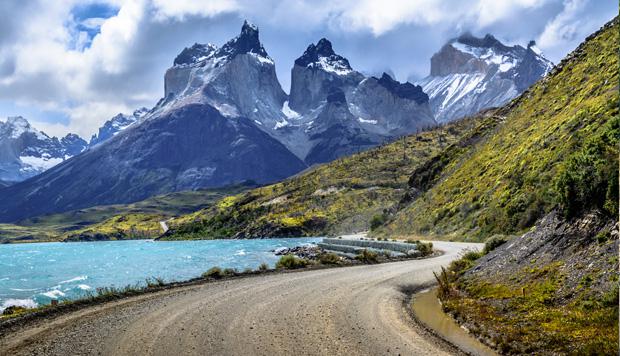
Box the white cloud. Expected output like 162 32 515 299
152 0 239 21
475 0 549 27
538 0 585 47
267 0 552 36
0 0 615 139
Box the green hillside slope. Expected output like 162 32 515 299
379 18 619 241
160 117 485 240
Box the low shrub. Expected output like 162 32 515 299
145 277 166 288
416 241 433 256
483 235 508 254
554 116 619 218
258 262 269 271
319 252 341 265
2 305 29 316
223 268 238 276
276 255 310 269
202 267 223 279
355 249 378 264
462 250 483 261
370 213 387 230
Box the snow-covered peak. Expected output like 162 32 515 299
173 43 218 67
0 116 87 182
89 109 147 147
295 38 353 76
451 42 518 73
171 21 272 70
2 116 47 140
214 20 271 63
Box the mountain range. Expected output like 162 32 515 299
0 117 87 184
0 21 552 222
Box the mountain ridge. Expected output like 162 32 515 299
419 32 553 122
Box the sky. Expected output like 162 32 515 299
0 0 615 139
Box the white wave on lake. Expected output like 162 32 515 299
41 289 65 299
77 284 91 290
0 298 38 312
235 250 246 256
60 275 87 284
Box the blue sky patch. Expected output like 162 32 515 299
68 2 119 51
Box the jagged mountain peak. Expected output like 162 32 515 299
216 20 269 61
241 19 258 36
89 109 148 147
173 43 218 66
171 20 270 69
1 116 47 140
315 38 335 56
294 38 352 75
6 116 29 126
454 32 509 51
375 73 428 104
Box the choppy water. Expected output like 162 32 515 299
0 238 319 312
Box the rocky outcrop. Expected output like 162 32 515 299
468 210 617 296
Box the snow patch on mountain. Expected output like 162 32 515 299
281 101 300 120
89 108 149 147
19 155 63 172
358 118 377 124
312 56 352 75
0 117 87 182
420 34 553 122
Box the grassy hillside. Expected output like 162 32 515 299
421 18 619 354
378 17 619 241
0 184 252 243
161 117 484 240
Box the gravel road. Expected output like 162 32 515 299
0 241 481 356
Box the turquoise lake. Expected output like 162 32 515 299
0 238 320 312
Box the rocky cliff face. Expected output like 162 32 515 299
419 33 553 122
286 39 435 164
162 21 287 131
289 38 365 113
0 116 87 183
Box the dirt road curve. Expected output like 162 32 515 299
0 241 481 356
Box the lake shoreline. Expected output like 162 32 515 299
0 247 442 333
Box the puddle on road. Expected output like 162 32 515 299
412 288 498 356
